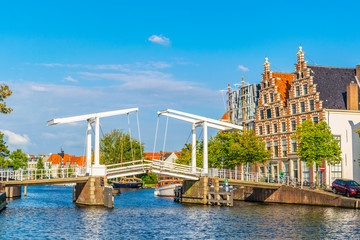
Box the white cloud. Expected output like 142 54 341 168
237 65 249 72
64 76 78 83
1 130 31 146
31 85 47 91
148 35 170 46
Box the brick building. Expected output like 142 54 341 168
254 47 360 185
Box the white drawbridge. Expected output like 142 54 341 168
47 108 139 176
46 108 243 181
156 109 243 176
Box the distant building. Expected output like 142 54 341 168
47 153 85 176
144 152 180 163
27 155 38 169
227 80 260 129
254 47 360 185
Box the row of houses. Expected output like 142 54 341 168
226 47 360 186
26 153 86 176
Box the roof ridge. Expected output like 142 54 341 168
308 65 355 70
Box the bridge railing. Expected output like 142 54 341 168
208 168 321 188
151 159 202 176
105 159 203 178
0 167 86 182
106 160 152 176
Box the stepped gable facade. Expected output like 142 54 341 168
254 47 359 181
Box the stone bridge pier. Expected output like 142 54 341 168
73 176 114 208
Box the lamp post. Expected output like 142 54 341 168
59 148 64 178
221 156 225 178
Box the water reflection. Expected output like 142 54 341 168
1 186 360 239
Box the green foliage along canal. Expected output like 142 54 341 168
1 185 360 239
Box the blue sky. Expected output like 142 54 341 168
0 1 360 156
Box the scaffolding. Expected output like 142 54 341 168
228 78 260 130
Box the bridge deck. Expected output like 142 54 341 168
1 177 89 186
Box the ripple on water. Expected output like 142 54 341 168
1 185 360 239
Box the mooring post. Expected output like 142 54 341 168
24 186 27 197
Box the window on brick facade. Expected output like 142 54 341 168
264 94 267 103
297 73 299 79
274 123 278 133
303 84 308 95
266 125 270 135
281 122 286 132
259 126 263 135
274 141 279 157
275 107 280 117
291 120 296 131
291 140 297 153
268 81 270 87
302 118 306 123
309 99 314 111
301 72 304 78
313 116 319 125
263 82 266 88
292 103 296 114
270 92 274 102
266 109 272 119
282 139 287 157
266 141 271 151
300 102 305 113
296 86 300 96
260 110 264 120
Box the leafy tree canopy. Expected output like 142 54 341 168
176 130 270 169
100 129 144 165
176 141 203 168
0 132 10 158
9 149 28 170
37 157 44 169
0 84 12 114
292 120 341 167
208 130 270 168
141 173 158 184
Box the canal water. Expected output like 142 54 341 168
1 185 360 239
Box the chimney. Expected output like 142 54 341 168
356 64 360 82
347 81 358 110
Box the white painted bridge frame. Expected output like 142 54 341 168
157 109 243 176
47 108 139 176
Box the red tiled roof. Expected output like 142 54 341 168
47 154 86 167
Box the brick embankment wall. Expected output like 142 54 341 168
233 185 360 209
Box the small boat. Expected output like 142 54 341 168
112 176 143 189
154 177 183 197
113 182 143 189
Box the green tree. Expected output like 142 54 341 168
141 173 158 184
176 141 203 167
0 132 10 168
208 130 270 168
36 157 45 179
9 149 28 170
292 120 341 188
0 83 12 114
176 130 270 169
100 129 144 165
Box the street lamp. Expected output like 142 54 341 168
59 148 65 178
